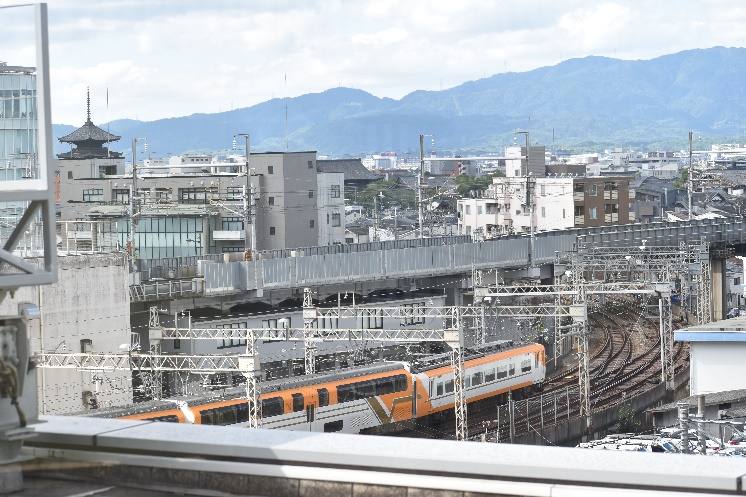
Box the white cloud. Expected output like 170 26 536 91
2 0 743 125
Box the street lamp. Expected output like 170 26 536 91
233 133 254 256
419 134 434 239
515 131 534 267
129 137 146 260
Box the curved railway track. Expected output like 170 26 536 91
395 297 691 442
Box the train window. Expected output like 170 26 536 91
394 374 408 392
200 409 215 425
262 397 284 418
337 384 354 403
472 371 483 386
324 420 343 433
445 379 454 394
521 359 532 373
237 402 249 423
376 377 395 395
436 382 444 396
464 376 471 388
222 405 237 425
292 393 304 412
147 415 179 422
496 366 508 379
361 380 376 399
317 388 329 407
509 364 516 376
485 368 496 383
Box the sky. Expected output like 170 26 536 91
1 0 744 126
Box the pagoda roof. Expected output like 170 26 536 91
58 87 121 144
58 119 121 144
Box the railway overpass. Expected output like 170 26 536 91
130 217 746 320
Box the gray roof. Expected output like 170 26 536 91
650 389 746 413
711 170 746 187
317 159 382 181
58 119 121 143
630 176 677 195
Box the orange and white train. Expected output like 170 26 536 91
111 341 545 434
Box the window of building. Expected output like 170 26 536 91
574 206 584 217
179 187 207 204
735 277 741 286
345 237 354 244
82 189 103 202
589 207 598 219
563 209 566 219
540 184 546 196
401 302 426 326
574 183 584 193
270 227 276 235
332 213 341 227
310 220 315 228
309 190 314 198
268 165 274 174
268 196 274 205
589 184 598 196
308 160 313 169
226 186 242 199
466 226 471 235
112 189 129 204
541 206 546 218
357 309 383 329
604 181 618 192
605 203 619 214
477 205 483 215
515 169 520 176
216 322 247 349
222 217 243 231
465 205 470 215
331 184 341 198
67 170 73 179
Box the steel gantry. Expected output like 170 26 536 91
38 297 494 437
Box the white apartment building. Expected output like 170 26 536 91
458 176 631 237
459 177 575 237
316 171 345 245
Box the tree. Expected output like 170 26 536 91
673 168 689 190
616 405 642 433
357 180 416 211
454 173 503 198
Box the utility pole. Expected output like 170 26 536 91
515 131 533 266
233 133 253 258
419 134 433 239
688 131 701 221
129 137 146 260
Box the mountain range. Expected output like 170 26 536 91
52 46 746 158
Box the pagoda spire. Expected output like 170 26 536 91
86 86 91 123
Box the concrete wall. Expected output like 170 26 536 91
0 253 132 414
514 368 689 446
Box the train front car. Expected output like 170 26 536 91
412 342 546 421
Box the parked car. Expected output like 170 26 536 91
727 308 741 319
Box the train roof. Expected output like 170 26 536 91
410 340 537 373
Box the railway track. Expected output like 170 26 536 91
398 297 691 442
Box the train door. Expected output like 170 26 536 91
306 402 316 431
